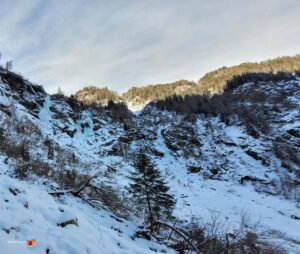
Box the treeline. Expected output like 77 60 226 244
75 55 300 107
154 71 296 114
225 71 295 91
195 54 300 94
71 86 132 121
105 100 132 121
121 55 300 102
123 80 196 104
74 86 120 106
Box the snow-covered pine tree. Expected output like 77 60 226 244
128 151 175 233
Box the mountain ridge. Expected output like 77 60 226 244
74 54 300 111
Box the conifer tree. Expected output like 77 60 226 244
57 86 64 96
5 60 12 71
128 151 175 232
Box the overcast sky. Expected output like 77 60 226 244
0 0 300 95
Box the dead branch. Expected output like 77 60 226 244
48 174 96 197
48 189 74 196
155 220 201 254
72 175 95 196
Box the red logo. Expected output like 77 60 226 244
26 239 36 247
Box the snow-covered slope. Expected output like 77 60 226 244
0 157 174 254
0 68 300 253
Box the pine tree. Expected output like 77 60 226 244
57 86 64 96
5 60 12 71
128 151 175 233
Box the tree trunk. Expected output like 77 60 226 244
145 190 153 232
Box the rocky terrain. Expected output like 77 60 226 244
0 62 300 253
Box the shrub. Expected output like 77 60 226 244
14 158 52 179
169 214 288 254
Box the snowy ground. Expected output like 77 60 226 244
0 157 174 254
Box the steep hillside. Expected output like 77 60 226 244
122 80 196 111
0 66 300 253
0 164 174 254
195 54 300 94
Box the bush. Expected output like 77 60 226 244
89 183 130 218
14 158 52 179
168 214 287 254
274 140 300 173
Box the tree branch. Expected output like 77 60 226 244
155 220 201 254
48 174 96 197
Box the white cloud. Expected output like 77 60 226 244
0 0 300 94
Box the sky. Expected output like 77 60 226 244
0 0 300 95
